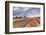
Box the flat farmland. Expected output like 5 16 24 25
13 17 40 28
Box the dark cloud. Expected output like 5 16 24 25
13 7 40 17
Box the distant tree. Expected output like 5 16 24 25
19 16 22 18
16 16 17 19
24 16 26 18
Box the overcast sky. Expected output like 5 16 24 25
13 7 40 17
